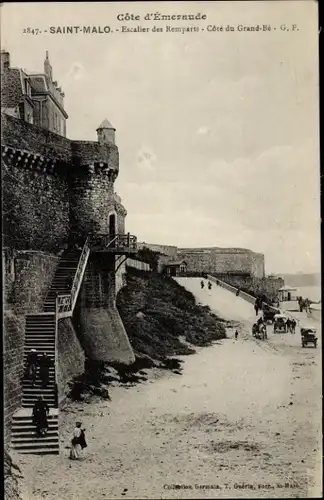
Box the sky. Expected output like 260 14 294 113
1 1 320 274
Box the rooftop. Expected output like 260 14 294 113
97 118 115 130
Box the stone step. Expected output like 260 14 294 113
12 420 58 429
51 277 74 281
22 388 56 394
24 346 55 350
57 262 79 265
25 321 55 331
25 328 55 332
22 384 56 390
22 399 56 405
25 346 55 350
12 429 59 438
22 381 56 386
51 277 75 281
24 344 55 349
11 432 59 442
11 441 60 451
26 324 55 328
12 418 58 427
25 328 56 338
24 353 55 358
23 363 55 369
22 400 56 405
25 338 55 342
23 387 56 393
25 337 55 341
22 378 55 385
21 398 57 410
22 392 56 397
26 313 55 318
25 336 55 340
22 390 56 396
13 413 58 422
25 339 55 344
13 447 60 455
26 317 55 322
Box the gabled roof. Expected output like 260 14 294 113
164 260 187 267
97 118 115 130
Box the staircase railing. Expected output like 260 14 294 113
70 236 90 311
54 296 59 402
90 233 137 252
56 237 90 319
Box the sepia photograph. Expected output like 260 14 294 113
1 1 321 499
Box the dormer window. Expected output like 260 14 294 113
25 79 31 97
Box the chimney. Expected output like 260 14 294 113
1 50 10 71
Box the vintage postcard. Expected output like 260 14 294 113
2 1 321 499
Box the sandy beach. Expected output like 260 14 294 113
13 280 322 500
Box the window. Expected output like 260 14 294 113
25 79 32 97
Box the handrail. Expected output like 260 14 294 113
54 296 59 398
55 237 90 318
57 294 72 313
70 236 90 310
90 233 137 251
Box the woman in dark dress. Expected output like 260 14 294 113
32 396 50 437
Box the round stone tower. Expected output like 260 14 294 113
96 118 116 145
69 119 122 242
70 119 135 365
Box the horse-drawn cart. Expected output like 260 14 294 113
301 327 318 348
263 305 280 324
273 314 288 333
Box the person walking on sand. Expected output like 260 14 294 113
291 318 297 334
200 280 204 289
70 422 87 460
235 330 238 340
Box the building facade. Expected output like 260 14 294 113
1 50 68 136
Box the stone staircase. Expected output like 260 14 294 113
11 313 59 454
43 252 80 313
10 250 84 455
22 314 56 408
11 409 59 455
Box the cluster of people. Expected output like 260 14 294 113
297 296 312 313
200 280 212 290
25 349 53 387
286 318 297 334
252 316 267 339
